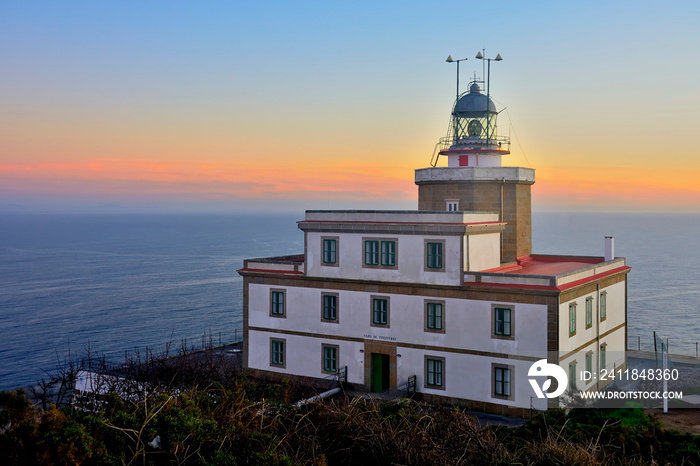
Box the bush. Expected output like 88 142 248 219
3 361 699 465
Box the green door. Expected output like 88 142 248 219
371 353 390 393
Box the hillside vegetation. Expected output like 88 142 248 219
1 348 698 465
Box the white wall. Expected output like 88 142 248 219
398 348 547 410
466 233 501 271
446 154 503 168
558 327 626 396
248 281 549 409
558 280 626 353
248 283 548 357
306 232 464 286
248 330 365 384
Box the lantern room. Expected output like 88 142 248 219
453 82 499 144
438 81 511 168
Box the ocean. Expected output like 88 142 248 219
0 212 698 391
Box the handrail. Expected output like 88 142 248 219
430 136 511 166
429 142 442 167
407 374 417 396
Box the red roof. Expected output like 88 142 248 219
482 254 603 276
468 255 630 291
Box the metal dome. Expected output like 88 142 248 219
453 82 497 117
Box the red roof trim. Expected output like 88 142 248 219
298 220 504 226
237 268 304 275
464 266 631 291
438 149 511 156
555 266 631 291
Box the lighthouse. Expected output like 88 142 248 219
415 54 534 263
239 55 630 416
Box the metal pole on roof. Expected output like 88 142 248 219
476 52 502 146
446 56 468 102
487 59 491 144
446 56 468 144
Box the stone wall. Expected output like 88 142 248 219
417 179 533 263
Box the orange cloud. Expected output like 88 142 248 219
3 158 698 211
0 158 417 201
533 166 700 210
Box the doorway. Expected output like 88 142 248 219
371 353 390 393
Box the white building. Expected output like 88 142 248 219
238 75 630 417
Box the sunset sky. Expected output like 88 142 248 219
2 1 699 213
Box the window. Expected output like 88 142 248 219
270 290 285 317
600 292 607 321
380 241 396 266
322 294 338 322
425 357 444 388
270 339 285 368
371 297 389 326
585 352 592 374
585 298 593 329
425 241 444 270
569 363 577 392
569 303 576 336
363 238 397 268
446 200 459 211
322 345 338 373
322 237 337 265
364 240 379 265
494 366 511 398
600 345 607 371
494 307 512 337
425 301 443 332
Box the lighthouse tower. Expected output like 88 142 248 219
415 62 534 264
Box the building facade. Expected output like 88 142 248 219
238 78 630 416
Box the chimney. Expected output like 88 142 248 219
604 236 614 262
